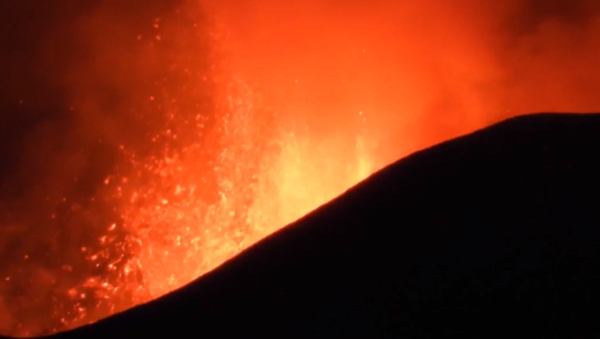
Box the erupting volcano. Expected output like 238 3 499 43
2 0 600 337
1 1 387 336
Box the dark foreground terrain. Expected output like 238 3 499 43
8 112 600 338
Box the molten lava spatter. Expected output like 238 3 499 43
78 41 379 333
0 6 382 337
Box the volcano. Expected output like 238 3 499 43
2 112 594 338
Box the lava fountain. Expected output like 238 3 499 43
1 1 385 336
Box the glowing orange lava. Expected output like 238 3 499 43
1 6 390 337
109 74 380 303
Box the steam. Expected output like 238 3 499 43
1 0 599 336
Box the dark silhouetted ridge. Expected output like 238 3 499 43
15 112 600 338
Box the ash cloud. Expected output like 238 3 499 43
498 0 600 114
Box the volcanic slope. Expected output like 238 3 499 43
13 112 600 338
